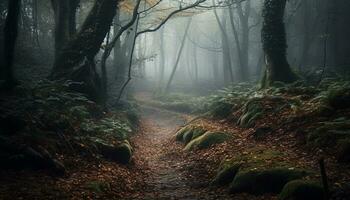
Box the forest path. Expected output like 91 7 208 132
129 103 232 200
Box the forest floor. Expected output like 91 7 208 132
1 89 349 200
0 94 273 200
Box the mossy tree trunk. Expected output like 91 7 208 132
261 0 297 88
50 0 118 101
51 0 118 78
2 0 21 88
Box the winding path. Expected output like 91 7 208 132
130 105 233 200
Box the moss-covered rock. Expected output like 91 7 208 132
175 126 192 142
229 168 307 195
183 129 194 144
279 180 323 200
184 132 230 151
307 120 350 148
175 126 207 144
93 138 132 164
191 127 206 140
211 162 241 186
325 84 350 109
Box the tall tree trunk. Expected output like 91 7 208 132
51 0 117 79
158 27 165 89
51 0 79 62
213 8 234 84
261 0 297 87
2 0 21 87
228 6 244 82
113 12 122 78
165 18 192 92
237 0 250 81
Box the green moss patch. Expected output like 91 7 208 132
175 126 206 144
184 132 230 151
92 138 133 164
279 180 323 200
229 168 307 195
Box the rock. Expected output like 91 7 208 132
183 129 194 144
326 86 350 109
95 139 132 164
191 128 206 140
211 163 241 186
279 180 323 200
229 168 307 195
175 126 192 142
184 132 230 151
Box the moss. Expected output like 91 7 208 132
229 168 307 195
279 180 323 200
93 138 132 164
191 128 206 140
211 162 241 186
175 126 192 142
325 85 350 109
184 132 230 151
238 99 263 128
209 101 233 119
175 126 207 144
183 129 194 144
307 120 350 148
229 147 291 172
113 142 132 164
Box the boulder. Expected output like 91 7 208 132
94 139 133 164
229 168 307 195
184 132 229 151
175 126 192 142
279 180 323 200
211 162 241 186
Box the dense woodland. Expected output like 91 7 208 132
0 0 350 199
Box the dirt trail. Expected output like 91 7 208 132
130 105 233 200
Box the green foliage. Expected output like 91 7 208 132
229 168 307 195
279 180 323 200
81 117 133 140
152 92 204 113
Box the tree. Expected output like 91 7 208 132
50 0 118 101
2 0 21 88
51 0 117 79
213 7 234 84
261 0 297 87
165 17 192 92
51 0 79 62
